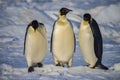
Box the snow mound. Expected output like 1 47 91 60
1 64 120 80
113 63 120 71
0 64 13 74
96 3 120 25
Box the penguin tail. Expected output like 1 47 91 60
95 64 108 70
93 60 109 70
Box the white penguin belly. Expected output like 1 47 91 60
79 23 97 67
25 28 48 66
53 25 74 63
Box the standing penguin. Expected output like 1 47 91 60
24 20 48 72
51 8 76 67
79 13 108 70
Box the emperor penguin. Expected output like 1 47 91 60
78 13 108 70
24 20 48 72
50 8 76 67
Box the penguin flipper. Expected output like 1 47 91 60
50 32 53 52
23 34 27 55
74 33 76 52
68 20 76 52
50 22 56 52
23 24 30 55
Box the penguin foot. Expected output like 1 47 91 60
67 63 72 68
86 64 90 67
56 63 61 66
56 63 64 67
93 60 108 70
95 64 108 70
67 65 71 68
28 66 34 72
37 63 43 67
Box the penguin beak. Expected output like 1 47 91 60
67 9 72 13
65 9 72 15
68 9 72 12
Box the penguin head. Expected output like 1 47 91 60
59 8 72 16
83 13 91 22
30 20 39 31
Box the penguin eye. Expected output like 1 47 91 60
63 9 67 12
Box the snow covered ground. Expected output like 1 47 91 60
0 0 120 80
